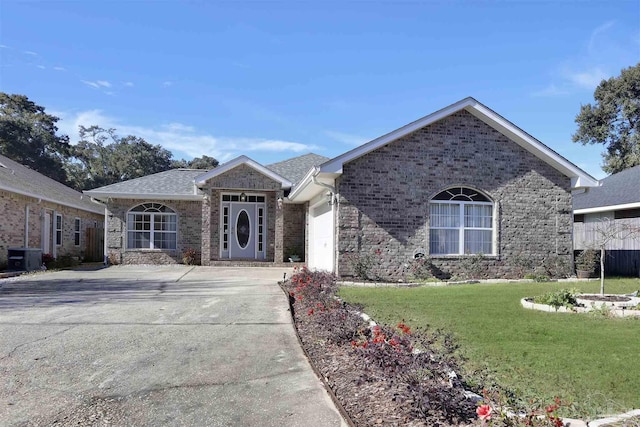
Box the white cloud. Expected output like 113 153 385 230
124 81 134 87
162 81 173 87
563 67 609 89
81 80 113 90
325 130 369 146
53 109 318 162
36 65 46 69
245 140 319 152
0 45 9 49
23 50 38 56
531 83 570 98
588 20 615 54
53 66 66 71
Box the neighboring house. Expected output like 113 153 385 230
0 154 105 268
85 98 599 279
573 165 640 276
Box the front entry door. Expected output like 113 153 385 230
220 194 266 260
230 203 257 258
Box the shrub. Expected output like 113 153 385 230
408 257 436 281
182 247 197 265
42 253 55 268
344 251 376 280
533 289 579 309
459 253 486 280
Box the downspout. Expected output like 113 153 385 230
311 170 339 275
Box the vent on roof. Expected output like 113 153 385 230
0 161 6 168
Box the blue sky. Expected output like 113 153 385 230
1 1 638 179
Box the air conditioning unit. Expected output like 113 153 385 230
7 248 42 271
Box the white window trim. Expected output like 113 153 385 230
126 204 178 251
429 199 496 256
55 213 63 247
74 217 81 246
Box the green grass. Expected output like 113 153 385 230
339 278 640 418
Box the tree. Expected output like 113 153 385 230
590 217 640 295
171 155 219 169
0 92 71 183
68 126 173 190
572 63 640 174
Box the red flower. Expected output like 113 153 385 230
546 404 558 413
476 404 492 421
307 308 314 316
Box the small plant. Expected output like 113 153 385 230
575 249 597 276
472 391 568 427
408 257 436 281
533 288 579 310
182 247 197 265
285 246 302 262
107 252 120 265
510 252 535 278
345 250 379 280
42 253 55 267
459 252 485 280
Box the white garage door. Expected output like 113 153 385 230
309 202 334 272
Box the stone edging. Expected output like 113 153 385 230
520 298 640 317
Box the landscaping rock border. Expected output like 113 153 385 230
521 297 640 317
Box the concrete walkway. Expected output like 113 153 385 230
0 266 346 426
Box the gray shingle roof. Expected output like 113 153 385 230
266 153 329 184
85 169 207 198
84 152 329 198
0 153 103 214
573 165 640 210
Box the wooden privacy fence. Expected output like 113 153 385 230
85 227 104 262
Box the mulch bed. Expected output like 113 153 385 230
282 271 475 427
578 295 632 302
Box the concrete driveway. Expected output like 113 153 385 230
0 266 346 426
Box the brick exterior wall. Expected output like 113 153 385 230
336 110 573 280
283 203 306 261
0 189 103 267
105 198 202 265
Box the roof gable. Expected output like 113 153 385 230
320 97 598 189
0 154 104 214
195 155 293 188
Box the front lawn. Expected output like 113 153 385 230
339 278 640 419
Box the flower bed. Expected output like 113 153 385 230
282 266 476 426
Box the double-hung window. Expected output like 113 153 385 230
74 218 81 246
55 214 63 246
429 187 494 255
127 203 177 250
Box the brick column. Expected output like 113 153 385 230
201 192 211 266
274 190 284 263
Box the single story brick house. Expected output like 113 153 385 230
0 154 105 268
85 98 599 279
574 165 640 276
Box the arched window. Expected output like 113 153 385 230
429 187 494 255
127 203 177 250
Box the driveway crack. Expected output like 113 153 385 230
1 325 77 360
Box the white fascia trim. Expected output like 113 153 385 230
467 102 599 189
0 183 105 214
83 191 204 201
320 97 479 174
194 155 293 189
319 97 599 189
287 166 318 201
574 202 640 215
